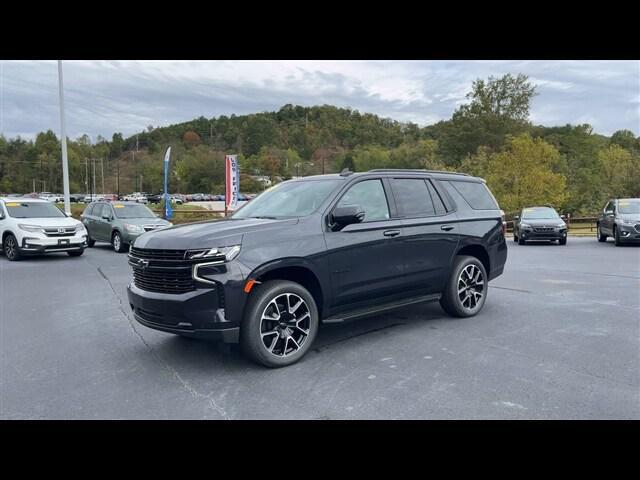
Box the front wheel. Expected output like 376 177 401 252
112 231 128 253
240 280 319 368
440 255 488 318
3 234 22 261
614 226 622 246
518 236 525 245
559 238 567 245
597 224 607 242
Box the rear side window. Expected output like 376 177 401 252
84 204 94 216
92 204 104 217
390 178 435 217
449 181 498 210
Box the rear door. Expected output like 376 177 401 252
389 177 460 295
324 177 406 311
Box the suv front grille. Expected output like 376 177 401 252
129 247 196 294
534 227 554 233
44 227 76 237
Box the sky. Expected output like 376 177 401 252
1 60 638 141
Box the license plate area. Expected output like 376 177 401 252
59 239 70 245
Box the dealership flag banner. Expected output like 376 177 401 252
225 154 239 210
163 146 173 220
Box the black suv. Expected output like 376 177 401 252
597 198 640 246
513 206 568 245
127 169 508 367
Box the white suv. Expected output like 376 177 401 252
0 197 88 261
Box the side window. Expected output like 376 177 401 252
93 204 104 218
390 178 435 217
604 202 613 213
449 181 499 210
426 180 447 215
102 205 113 219
337 179 390 222
84 204 94 216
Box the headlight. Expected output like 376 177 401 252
18 224 44 233
124 223 144 233
75 223 86 232
520 223 532 229
557 223 567 230
188 245 241 262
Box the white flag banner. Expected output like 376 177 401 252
225 154 239 209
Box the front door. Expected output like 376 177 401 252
324 178 406 312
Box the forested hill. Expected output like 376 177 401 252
1 74 638 215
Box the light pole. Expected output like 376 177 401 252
57 61 71 215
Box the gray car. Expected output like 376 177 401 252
597 198 640 246
513 206 568 245
81 201 172 253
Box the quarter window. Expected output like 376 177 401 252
337 179 390 222
426 180 447 215
390 179 436 217
449 181 498 210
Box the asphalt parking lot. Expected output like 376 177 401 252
1 237 639 419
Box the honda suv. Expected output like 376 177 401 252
597 198 640 246
127 169 508 367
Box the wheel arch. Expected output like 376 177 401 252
455 243 491 278
248 258 326 320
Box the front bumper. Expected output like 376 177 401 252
126 260 250 343
19 235 87 254
617 224 640 243
520 229 567 241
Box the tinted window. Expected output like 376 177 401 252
337 179 390 222
521 207 560 220
449 181 498 210
84 204 94 216
92 204 104 217
618 200 640 214
390 179 435 217
426 180 447 215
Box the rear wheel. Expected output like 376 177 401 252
112 231 128 253
3 234 21 261
86 234 96 247
597 224 607 242
518 236 525 245
440 255 488 318
241 280 319 368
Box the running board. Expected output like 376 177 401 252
323 293 441 324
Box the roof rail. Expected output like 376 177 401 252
367 169 470 177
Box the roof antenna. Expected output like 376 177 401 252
340 168 354 177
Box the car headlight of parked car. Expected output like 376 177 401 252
75 224 86 233
18 224 44 233
556 223 567 230
124 223 145 233
520 223 532 230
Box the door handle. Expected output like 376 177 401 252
383 229 401 237
441 225 455 231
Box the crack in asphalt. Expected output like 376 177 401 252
93 262 231 420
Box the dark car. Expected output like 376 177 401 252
513 206 568 245
126 169 508 367
145 193 162 204
597 198 640 246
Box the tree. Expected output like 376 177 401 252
610 129 639 154
598 145 636 200
439 73 537 163
482 134 568 214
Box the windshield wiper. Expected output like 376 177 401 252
247 215 279 220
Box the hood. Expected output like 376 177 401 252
618 213 640 222
521 218 565 227
20 217 81 228
133 217 299 250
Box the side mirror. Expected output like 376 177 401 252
560 214 566 220
332 205 365 228
102 215 112 221
514 215 519 220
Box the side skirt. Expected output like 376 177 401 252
322 293 441 324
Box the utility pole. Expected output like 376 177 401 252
92 158 96 199
101 157 105 194
132 150 136 191
57 61 71 215
116 155 120 198
85 159 89 193
136 135 139 152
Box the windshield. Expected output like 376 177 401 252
4 201 66 218
521 207 560 220
113 204 157 219
618 200 640 214
232 179 342 219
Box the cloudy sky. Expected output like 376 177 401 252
1 60 638 141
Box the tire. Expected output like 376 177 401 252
440 255 488 318
559 238 567 245
240 280 319 368
67 249 84 257
614 226 622 246
3 234 22 261
518 236 525 245
112 231 128 253
513 233 518 242
86 235 96 248
597 224 607 242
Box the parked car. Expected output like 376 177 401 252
191 193 206 202
81 201 172 253
170 195 184 205
145 193 162 204
513 206 568 245
127 169 508 367
0 197 87 260
70 193 85 203
597 198 640 246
